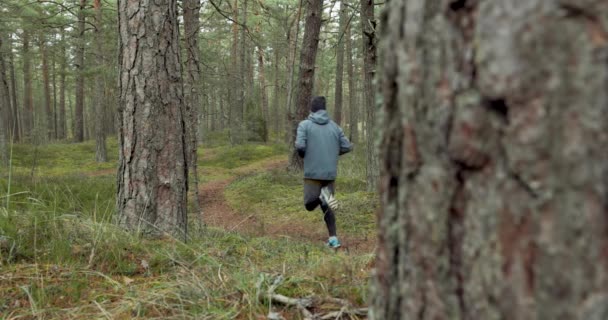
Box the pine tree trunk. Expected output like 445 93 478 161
94 0 107 162
372 1 608 319
52 45 58 140
22 30 33 139
58 30 67 140
8 39 19 142
333 1 346 125
258 46 269 141
238 0 248 141
219 92 225 130
0 37 9 165
229 0 241 144
74 0 86 142
117 0 188 240
284 0 303 143
288 0 323 170
361 0 377 191
346 20 357 143
273 45 281 138
41 37 53 141
183 0 203 226
246 39 254 100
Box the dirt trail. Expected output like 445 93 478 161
86 157 376 253
198 158 376 254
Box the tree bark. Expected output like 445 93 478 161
258 46 269 141
372 1 608 319
345 19 356 143
74 0 86 142
273 45 281 137
284 0 303 143
52 43 58 140
229 0 242 144
333 0 346 125
0 36 9 165
238 0 248 141
117 0 188 240
40 36 53 141
361 0 378 191
8 38 19 142
58 29 67 140
94 0 107 162
288 0 323 170
22 29 33 139
183 0 203 225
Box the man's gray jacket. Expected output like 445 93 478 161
295 110 353 180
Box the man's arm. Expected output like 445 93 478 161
295 121 307 158
338 127 353 155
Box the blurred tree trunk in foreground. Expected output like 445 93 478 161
372 1 608 319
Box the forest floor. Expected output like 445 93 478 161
0 138 378 319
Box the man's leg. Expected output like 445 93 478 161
323 208 337 237
304 179 339 244
321 181 337 237
303 179 322 211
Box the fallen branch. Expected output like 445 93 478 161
320 308 369 319
258 274 369 319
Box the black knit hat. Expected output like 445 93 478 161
310 96 326 112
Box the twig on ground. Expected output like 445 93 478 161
259 274 368 319
229 213 255 231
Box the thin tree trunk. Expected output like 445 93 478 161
69 93 74 138
40 36 53 141
238 0 248 141
285 0 303 143
94 0 107 161
103 66 115 136
361 0 377 191
258 47 269 141
247 42 254 99
74 0 86 142
117 0 188 240
0 36 9 165
183 0 203 226
345 18 356 143
8 38 19 142
372 1 608 319
219 91 225 130
273 45 280 137
333 0 346 125
52 43 58 140
58 30 67 140
210 85 217 132
229 0 242 144
288 0 324 170
22 30 33 139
